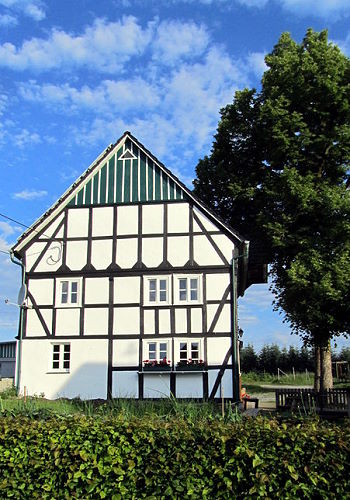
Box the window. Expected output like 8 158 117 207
147 341 168 361
179 341 200 361
56 279 81 307
51 344 70 372
145 276 170 305
175 275 201 304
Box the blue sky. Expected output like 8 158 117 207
0 0 349 352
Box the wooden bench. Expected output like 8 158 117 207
242 396 259 410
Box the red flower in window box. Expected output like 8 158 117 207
143 358 171 371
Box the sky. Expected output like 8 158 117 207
0 0 349 352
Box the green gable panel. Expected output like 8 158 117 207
77 186 84 206
93 173 99 205
147 160 154 201
124 159 131 203
85 179 92 205
162 173 168 201
154 165 161 201
108 156 115 204
100 164 107 204
140 151 147 201
169 179 175 200
132 157 138 202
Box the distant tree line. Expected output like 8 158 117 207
240 344 350 374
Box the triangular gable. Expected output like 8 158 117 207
12 131 244 253
67 136 186 207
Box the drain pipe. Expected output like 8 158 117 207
10 252 26 394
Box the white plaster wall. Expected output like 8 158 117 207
207 303 231 333
114 276 140 304
91 240 112 270
28 279 54 305
168 203 189 233
39 213 64 239
92 207 113 237
84 308 108 335
67 208 89 238
35 242 64 273
212 234 234 263
66 241 88 270
191 308 202 333
208 369 233 399
168 236 189 267
112 371 138 398
114 339 139 366
19 339 108 399
85 277 109 304
193 208 219 232
117 206 138 235
194 235 223 266
113 307 140 334
142 237 163 267
207 337 232 365
116 238 138 268
176 374 203 398
159 309 171 334
142 204 163 234
206 274 230 301
175 309 187 334
143 374 170 398
144 309 155 334
55 309 80 335
26 309 52 337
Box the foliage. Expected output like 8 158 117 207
0 415 349 498
194 29 350 350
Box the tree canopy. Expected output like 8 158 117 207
193 29 350 350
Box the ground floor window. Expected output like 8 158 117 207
51 343 70 372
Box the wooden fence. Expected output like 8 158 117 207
275 388 350 416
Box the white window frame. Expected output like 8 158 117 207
175 339 202 364
143 340 171 363
174 275 202 305
56 278 82 307
144 276 171 306
49 343 71 373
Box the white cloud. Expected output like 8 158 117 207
0 0 45 21
245 51 267 79
0 13 17 25
237 0 268 7
152 20 209 65
0 16 152 72
334 32 350 57
13 128 41 148
0 221 14 237
279 0 349 19
13 189 48 200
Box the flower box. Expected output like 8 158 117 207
143 365 171 372
176 363 206 371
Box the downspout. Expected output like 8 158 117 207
10 251 25 394
231 241 250 404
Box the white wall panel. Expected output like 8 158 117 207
212 234 234 263
19 339 108 399
159 309 171 334
175 308 187 334
142 237 163 268
207 337 232 365
112 371 138 398
85 277 109 304
168 236 189 267
206 274 230 301
66 241 88 270
114 339 139 366
84 308 108 335
208 369 233 399
193 207 219 232
26 309 52 337
207 304 231 333
39 213 64 239
114 307 140 334
144 309 155 334
91 240 112 270
55 309 80 335
117 206 138 235
116 239 138 269
142 204 163 234
194 235 222 266
92 207 113 237
114 276 140 304
168 203 189 233
191 308 202 334
34 242 63 273
143 374 170 398
176 374 203 398
28 279 54 305
67 208 89 238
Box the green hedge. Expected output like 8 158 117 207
0 416 349 499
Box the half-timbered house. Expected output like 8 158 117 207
11 131 265 401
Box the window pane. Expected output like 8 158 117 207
53 361 59 369
190 278 198 301
180 342 187 360
191 342 199 359
53 345 60 352
149 291 156 302
159 290 167 302
61 281 68 303
71 283 78 304
179 279 187 301
149 280 157 302
159 280 167 291
64 344 70 352
159 280 167 302
53 353 59 361
148 343 156 359
71 282 78 293
63 361 70 369
149 280 156 291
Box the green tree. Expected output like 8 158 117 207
240 343 258 372
194 29 350 390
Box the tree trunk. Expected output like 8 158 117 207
314 343 333 391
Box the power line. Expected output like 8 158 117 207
0 212 33 230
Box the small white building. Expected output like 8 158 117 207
11 132 265 400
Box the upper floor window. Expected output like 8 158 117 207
56 278 82 307
175 275 201 304
179 341 200 361
145 276 170 305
